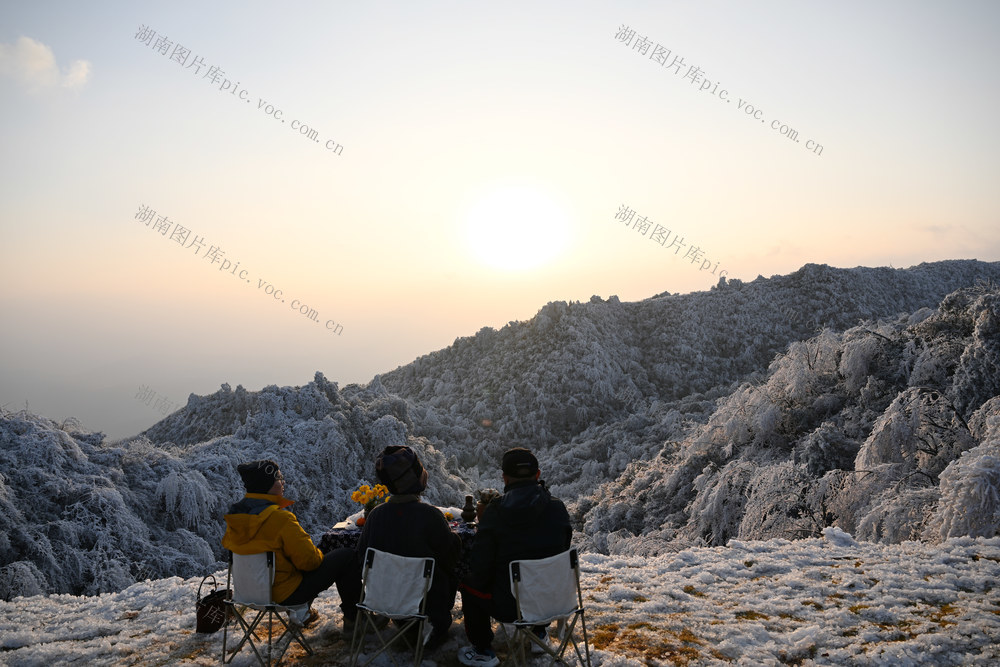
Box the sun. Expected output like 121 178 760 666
461 185 572 272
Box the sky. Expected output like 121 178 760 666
1 0 998 440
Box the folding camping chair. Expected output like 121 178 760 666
349 548 435 667
505 548 592 667
222 551 313 667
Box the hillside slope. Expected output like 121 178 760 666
581 283 1000 553
2 261 999 601
0 379 473 600
379 261 1000 497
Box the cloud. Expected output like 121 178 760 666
0 36 91 92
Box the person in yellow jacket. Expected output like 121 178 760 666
222 459 361 628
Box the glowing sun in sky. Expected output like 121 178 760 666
461 185 572 272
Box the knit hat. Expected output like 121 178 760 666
501 447 538 478
237 459 282 494
375 445 428 495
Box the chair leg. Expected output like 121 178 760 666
352 614 428 667
500 623 536 667
560 615 585 667
500 623 517 666
224 607 265 665
502 615 589 667
245 610 269 667
350 611 364 666
550 612 591 667
222 606 229 664
265 609 273 667
412 618 425 667
225 606 295 667
270 609 313 658
364 617 410 667
578 611 592 667
553 616 576 666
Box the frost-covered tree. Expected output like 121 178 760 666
5 261 1000 598
931 438 1000 540
580 276 1000 551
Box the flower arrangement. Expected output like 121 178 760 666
351 483 388 516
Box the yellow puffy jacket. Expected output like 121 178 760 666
221 493 324 603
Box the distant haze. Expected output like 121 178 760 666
2 1 998 439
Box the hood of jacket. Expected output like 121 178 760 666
223 493 294 547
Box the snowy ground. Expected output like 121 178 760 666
1 529 998 666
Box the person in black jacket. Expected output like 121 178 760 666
357 445 461 652
457 448 572 667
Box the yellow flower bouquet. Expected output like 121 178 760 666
351 483 389 517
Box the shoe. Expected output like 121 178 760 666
530 626 548 655
458 646 499 667
287 604 317 627
301 609 320 628
288 604 309 625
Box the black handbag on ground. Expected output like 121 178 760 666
196 574 231 633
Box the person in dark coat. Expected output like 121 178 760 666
357 445 461 652
457 448 572 667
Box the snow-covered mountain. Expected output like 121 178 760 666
0 384 472 600
2 260 999 603
379 260 1000 499
580 282 1000 554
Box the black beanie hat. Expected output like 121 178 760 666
238 459 282 494
501 448 538 478
375 445 428 495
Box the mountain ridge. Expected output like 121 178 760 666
1 260 999 600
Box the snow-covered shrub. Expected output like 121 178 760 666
0 561 47 599
771 331 842 401
949 293 1000 416
854 387 976 480
738 461 817 540
156 469 214 531
931 440 1000 540
684 460 758 545
906 336 963 389
855 487 940 542
367 415 408 450
839 334 882 395
969 396 1000 445
793 422 859 477
161 528 217 572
